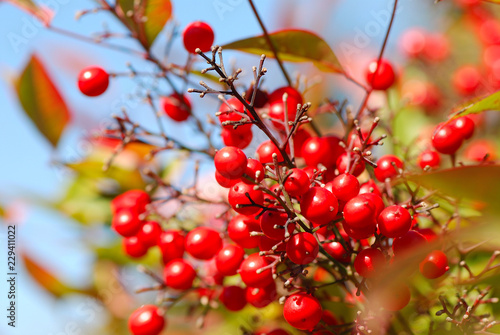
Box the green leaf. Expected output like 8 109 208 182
16 55 71 147
223 29 344 73
407 165 500 214
452 90 500 119
22 253 94 298
116 0 172 48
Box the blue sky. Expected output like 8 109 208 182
0 0 443 333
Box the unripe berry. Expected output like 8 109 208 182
283 292 323 330
183 21 214 53
78 66 109 97
164 259 196 290
286 232 319 265
128 305 165 335
185 227 223 260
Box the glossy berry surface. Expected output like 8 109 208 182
161 93 191 122
256 140 283 164
286 232 319 265
218 98 252 134
418 150 441 169
419 250 449 279
214 146 247 179
432 123 464 155
343 195 378 230
323 241 350 263
260 211 295 240
185 227 223 260
380 283 411 311
137 221 162 248
283 168 310 197
301 136 344 168
378 205 412 238
158 230 185 264
239 253 274 288
366 59 396 90
450 116 475 140
392 230 427 257
215 244 245 276
215 170 238 188
227 215 261 249
123 236 148 258
336 152 365 176
329 173 360 202
228 182 265 215
246 283 277 308
111 190 150 215
112 208 143 237
374 155 404 182
78 66 109 97
354 248 385 278
164 259 196 290
301 187 339 225
283 292 323 330
221 128 253 150
243 158 265 183
219 286 247 311
452 65 481 96
182 21 214 53
128 305 165 335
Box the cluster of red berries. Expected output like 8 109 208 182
431 115 475 156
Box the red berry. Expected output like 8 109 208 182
228 182 265 215
374 155 404 182
185 227 223 260
329 174 360 202
358 193 385 216
259 235 287 252
419 250 449 279
423 33 450 63
164 259 196 290
111 190 150 215
183 21 214 53
214 146 247 179
343 195 378 230
301 187 339 225
323 241 350 263
359 179 382 197
418 150 441 170
399 28 426 58
366 59 396 90
344 224 376 240
450 116 475 140
128 305 165 335
243 158 265 183
301 136 344 168
227 214 261 249
221 128 253 149
283 292 323 330
465 139 496 162
354 248 385 278
161 93 191 122
392 230 427 257
452 65 481 96
112 208 143 237
256 140 283 164
78 66 109 97
245 86 269 108
260 211 295 240
137 221 162 247
432 123 464 155
219 286 247 311
159 230 185 264
218 98 252 135
268 86 303 130
239 253 274 288
215 244 245 276
215 170 238 188
246 283 277 308
336 152 365 177
286 232 319 265
284 168 310 197
292 128 312 158
378 205 412 238
123 236 148 258
380 283 411 311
